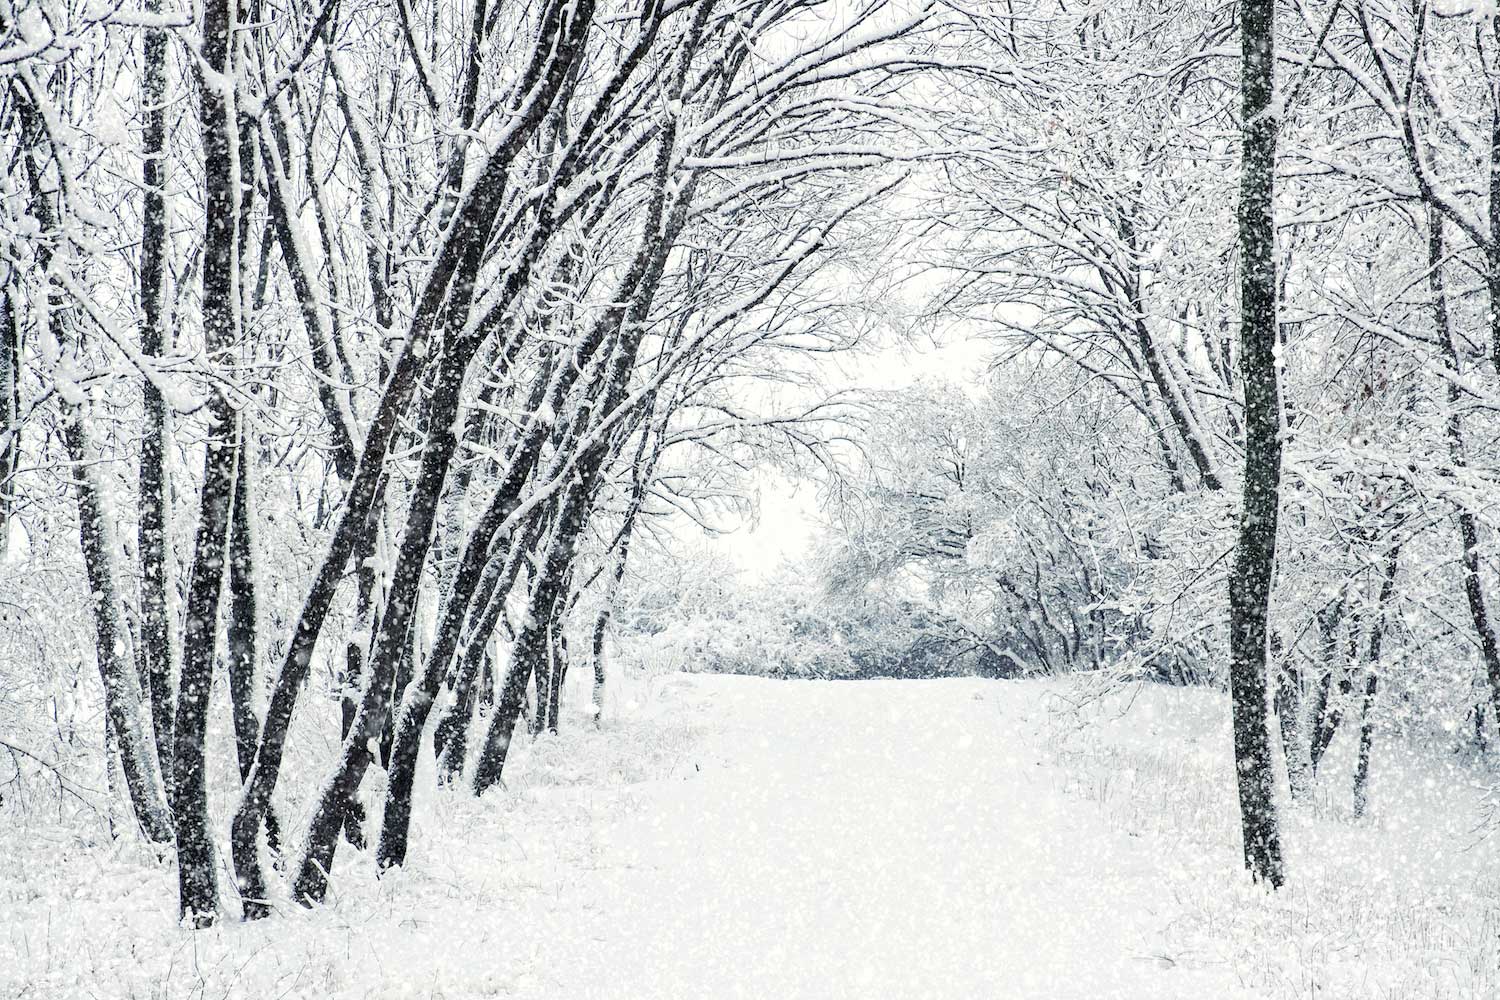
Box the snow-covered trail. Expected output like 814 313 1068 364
3 675 1305 999
9 672 1493 999
493 675 1249 999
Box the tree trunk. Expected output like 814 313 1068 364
533 625 556 736
1351 546 1399 819
1429 210 1500 727
232 0 594 912
137 0 176 801
225 422 258 782
64 412 174 845
431 511 543 788
1227 0 1285 888
1274 661 1311 802
590 615 608 727
545 625 567 733
376 346 607 865
14 82 174 849
0 282 17 554
1307 600 1348 775
1350 670 1378 818
224 422 281 862
294 318 485 904
172 0 244 922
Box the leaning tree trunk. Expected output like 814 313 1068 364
430 508 545 789
63 412 174 845
225 422 258 783
374 315 619 867
540 629 564 740
544 620 568 734
473 522 586 796
376 424 567 868
469 52 703 795
224 422 281 860
293 309 490 904
1308 599 1354 775
1227 0 1285 888
14 83 173 846
591 429 658 726
17 84 175 842
232 0 595 913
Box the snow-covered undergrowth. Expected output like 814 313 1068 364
1039 678 1500 1000
3 671 1496 999
1 666 708 1000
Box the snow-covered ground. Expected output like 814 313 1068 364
3 673 1496 999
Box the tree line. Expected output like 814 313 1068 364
1 0 963 924
5 0 1498 918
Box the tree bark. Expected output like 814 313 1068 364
137 0 176 800
64 413 175 845
431 507 545 789
292 335 474 905
1351 546 1399 818
13 82 174 848
1228 0 1285 888
224 421 282 861
0 283 18 556
1271 630 1310 801
171 0 247 922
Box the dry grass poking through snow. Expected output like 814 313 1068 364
1037 677 1500 1000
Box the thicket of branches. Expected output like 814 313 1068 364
0 0 975 923
809 0 1500 881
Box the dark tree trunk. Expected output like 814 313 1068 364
1227 0 1285 888
431 509 544 789
533 625 555 737
470 28 706 793
480 648 496 707
137 1 176 800
546 627 567 733
224 426 282 861
432 557 509 783
226 424 259 783
233 0 595 913
590 614 608 727
373 1 705 854
378 446 562 866
1350 671 1378 818
1351 546 1399 819
172 0 247 924
0 283 18 554
1307 600 1348 775
374 315 617 866
65 413 175 845
293 337 475 905
379 618 420 768
14 87 173 847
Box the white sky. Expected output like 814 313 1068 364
714 332 991 577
